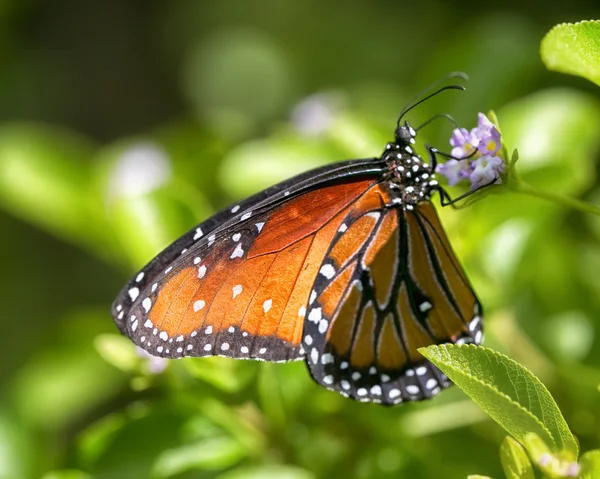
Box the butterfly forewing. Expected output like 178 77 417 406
304 185 483 405
113 170 384 362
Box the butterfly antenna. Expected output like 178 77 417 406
396 72 468 127
416 113 461 132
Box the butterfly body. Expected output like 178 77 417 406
112 122 483 405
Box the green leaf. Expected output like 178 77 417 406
215 465 316 479
40 471 93 479
257 363 286 430
419 345 578 457
182 357 256 393
151 436 247 478
0 124 104 253
94 334 141 373
579 450 600 479
500 436 535 479
541 21 600 86
11 310 127 430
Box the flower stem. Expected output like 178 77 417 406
512 181 600 216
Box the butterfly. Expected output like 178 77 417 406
111 79 483 406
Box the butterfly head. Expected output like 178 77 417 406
394 121 417 146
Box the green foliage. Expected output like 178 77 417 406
419 345 578 457
541 21 600 87
579 450 600 478
2 5 600 479
500 437 535 479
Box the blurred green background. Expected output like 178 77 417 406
1 2 600 479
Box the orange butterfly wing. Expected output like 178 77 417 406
118 177 379 361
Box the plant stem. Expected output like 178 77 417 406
512 181 600 216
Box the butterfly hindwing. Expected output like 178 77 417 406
304 186 483 405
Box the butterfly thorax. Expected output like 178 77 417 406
381 123 438 208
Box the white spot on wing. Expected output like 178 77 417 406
230 243 244 259
263 299 272 313
193 300 206 312
232 284 243 298
323 375 334 385
310 348 319 364
135 272 144 282
255 222 265 233
298 305 306 317
389 388 401 399
321 353 334 364
128 287 139 301
319 264 335 279
318 319 328 334
198 265 207 278
419 301 432 312
232 233 241 242
406 385 420 395
221 343 230 351
231 205 240 213
193 228 203 240
307 308 322 323
142 298 152 312
159 331 168 341
241 211 252 221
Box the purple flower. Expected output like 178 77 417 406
136 346 168 374
438 112 506 191
449 127 478 159
435 159 471 186
476 112 495 131
566 462 580 478
469 155 504 189
473 113 501 155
